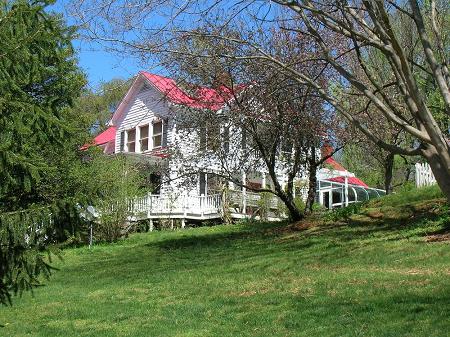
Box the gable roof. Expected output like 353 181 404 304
110 71 237 126
141 72 233 111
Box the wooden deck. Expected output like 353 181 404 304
128 191 284 224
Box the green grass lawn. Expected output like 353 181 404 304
1 187 449 336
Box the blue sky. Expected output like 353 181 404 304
49 1 142 90
71 40 142 90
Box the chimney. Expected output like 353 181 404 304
321 142 334 158
212 71 233 89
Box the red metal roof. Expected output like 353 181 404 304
94 126 116 145
327 176 369 188
324 157 346 171
141 72 232 111
81 126 116 150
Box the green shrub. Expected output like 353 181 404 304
323 203 364 222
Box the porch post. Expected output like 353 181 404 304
262 172 266 189
328 187 333 209
147 192 151 219
182 192 187 228
201 194 205 218
242 171 247 215
149 219 154 232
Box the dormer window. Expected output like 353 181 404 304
140 125 149 152
153 120 163 148
127 129 136 152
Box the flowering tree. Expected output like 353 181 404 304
72 0 450 201
139 26 340 221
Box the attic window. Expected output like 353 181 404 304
153 121 163 148
140 125 149 152
127 129 136 152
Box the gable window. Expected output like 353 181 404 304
153 120 163 148
119 131 125 152
140 125 149 152
127 129 136 152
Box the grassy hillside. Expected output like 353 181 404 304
0 186 449 336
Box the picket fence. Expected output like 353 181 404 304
415 163 436 187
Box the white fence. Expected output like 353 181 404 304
415 163 436 187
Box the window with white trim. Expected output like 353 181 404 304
140 125 149 152
119 131 125 152
153 120 163 148
127 129 136 152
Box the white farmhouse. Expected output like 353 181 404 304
89 71 384 224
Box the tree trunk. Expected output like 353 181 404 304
384 153 395 194
422 145 450 202
275 188 303 222
268 167 304 222
284 196 304 222
305 161 317 214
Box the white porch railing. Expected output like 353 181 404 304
129 193 223 219
415 163 436 187
127 191 283 220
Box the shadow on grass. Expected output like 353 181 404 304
148 221 287 251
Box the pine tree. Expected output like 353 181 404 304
0 0 85 305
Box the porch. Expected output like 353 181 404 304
128 190 285 225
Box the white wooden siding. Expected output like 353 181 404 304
112 80 344 202
114 85 172 153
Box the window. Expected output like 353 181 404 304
222 126 230 153
140 125 149 152
119 131 125 152
241 128 247 149
199 126 207 150
153 121 163 148
207 173 221 194
206 123 220 151
199 172 206 195
127 129 136 152
281 140 293 155
150 173 161 195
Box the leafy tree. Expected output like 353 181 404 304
0 0 85 305
74 78 131 133
157 29 336 221
80 153 147 242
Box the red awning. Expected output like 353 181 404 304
327 176 369 188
